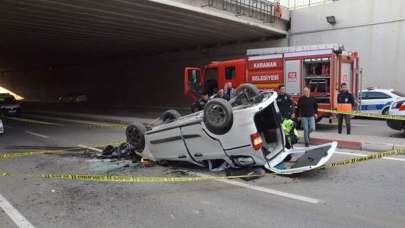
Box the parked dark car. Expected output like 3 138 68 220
0 93 21 116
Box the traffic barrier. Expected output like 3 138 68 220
318 109 405 121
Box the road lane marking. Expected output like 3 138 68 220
335 151 367 157
0 193 35 228
381 157 405 162
24 130 49 139
192 172 321 204
77 144 103 152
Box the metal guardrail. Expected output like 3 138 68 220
205 0 280 23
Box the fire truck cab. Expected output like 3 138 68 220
184 44 360 121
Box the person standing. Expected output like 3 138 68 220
276 85 294 119
224 82 236 101
337 83 355 135
297 87 318 147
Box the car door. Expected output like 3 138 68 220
264 142 338 175
360 91 392 114
145 123 190 162
181 123 225 162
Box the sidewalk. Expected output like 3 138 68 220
26 109 405 152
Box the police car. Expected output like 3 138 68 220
386 99 405 136
359 88 405 114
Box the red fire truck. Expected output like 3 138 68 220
184 44 360 121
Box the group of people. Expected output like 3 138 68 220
277 83 354 147
195 82 236 110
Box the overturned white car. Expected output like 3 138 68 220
126 84 337 175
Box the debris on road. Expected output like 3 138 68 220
100 143 142 161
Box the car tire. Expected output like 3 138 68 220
204 98 233 135
382 107 389 115
236 83 260 98
126 122 146 151
160 109 181 123
233 83 260 105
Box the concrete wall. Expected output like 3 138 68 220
289 0 405 92
0 38 287 108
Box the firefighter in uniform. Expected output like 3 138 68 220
276 85 294 119
337 83 355 135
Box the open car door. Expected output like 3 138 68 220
265 142 337 175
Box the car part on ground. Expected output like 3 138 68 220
126 84 337 175
100 143 143 160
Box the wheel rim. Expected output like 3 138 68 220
128 127 142 145
207 104 227 126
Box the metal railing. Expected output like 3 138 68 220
205 0 281 23
282 0 334 10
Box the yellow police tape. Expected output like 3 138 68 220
1 148 405 183
318 108 405 121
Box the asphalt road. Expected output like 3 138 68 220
1 114 405 228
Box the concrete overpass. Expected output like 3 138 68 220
0 0 289 107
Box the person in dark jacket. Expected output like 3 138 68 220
276 85 294 119
196 92 209 111
297 87 318 147
337 83 355 134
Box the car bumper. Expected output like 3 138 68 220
1 108 21 116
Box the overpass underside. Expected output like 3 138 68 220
0 0 288 58
0 0 288 106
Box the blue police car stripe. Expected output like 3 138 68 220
360 101 392 111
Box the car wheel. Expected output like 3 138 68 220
126 122 146 151
233 83 260 105
236 83 260 98
160 109 181 123
382 107 389 115
204 98 233 135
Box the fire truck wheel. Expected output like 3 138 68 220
160 109 181 123
126 122 146 151
204 98 233 135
